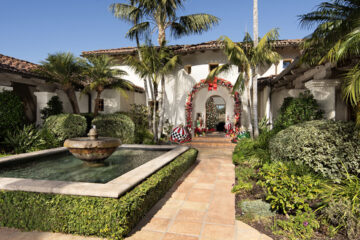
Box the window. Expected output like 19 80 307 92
184 65 192 74
283 59 293 69
209 63 219 72
98 99 104 112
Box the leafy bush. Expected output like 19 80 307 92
3 125 41 154
232 138 270 166
322 199 360 240
273 210 320 240
35 127 61 150
128 104 149 129
258 161 321 214
273 91 323 131
92 113 135 144
240 199 274 218
0 149 198 239
270 120 360 181
43 114 87 143
40 96 63 120
80 113 95 133
0 91 25 141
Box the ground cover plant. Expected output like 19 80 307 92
232 93 357 240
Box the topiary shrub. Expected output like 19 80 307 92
0 91 25 141
274 91 323 131
40 96 63 120
92 113 135 144
270 120 360 181
43 114 87 143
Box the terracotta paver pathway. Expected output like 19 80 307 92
0 138 272 240
127 146 272 240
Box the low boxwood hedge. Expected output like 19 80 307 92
43 114 87 143
0 148 198 240
92 113 135 144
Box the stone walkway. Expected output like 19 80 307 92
0 138 271 240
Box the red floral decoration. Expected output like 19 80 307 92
185 78 242 140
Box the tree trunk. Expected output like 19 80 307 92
252 0 259 138
252 68 259 138
246 84 254 138
158 75 166 139
64 86 80 114
94 90 102 117
153 84 158 142
135 33 152 129
158 24 166 46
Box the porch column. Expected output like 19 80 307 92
34 92 57 125
305 79 341 120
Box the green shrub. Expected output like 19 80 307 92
128 104 149 129
135 128 154 144
273 91 323 131
273 210 320 240
0 91 25 141
3 125 41 154
40 96 63 120
232 138 270 166
257 161 322 214
43 114 87 143
322 199 360 240
80 113 95 133
270 120 360 181
35 127 61 150
92 113 135 144
240 199 275 218
0 149 198 239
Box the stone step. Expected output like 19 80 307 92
192 137 232 142
183 142 235 148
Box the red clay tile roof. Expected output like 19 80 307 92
0 54 40 77
82 39 303 56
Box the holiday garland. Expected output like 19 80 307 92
185 77 241 138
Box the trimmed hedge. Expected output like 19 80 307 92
92 113 135 144
270 120 360 181
0 148 198 239
43 114 87 143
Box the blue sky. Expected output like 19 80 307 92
0 0 324 63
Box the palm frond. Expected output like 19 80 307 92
206 64 231 82
173 14 219 38
232 73 246 94
126 22 151 40
109 3 143 23
343 64 360 107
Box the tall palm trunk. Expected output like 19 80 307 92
252 0 260 138
158 24 166 45
94 90 102 116
158 75 166 139
64 86 80 114
135 33 152 129
246 83 254 138
153 83 158 142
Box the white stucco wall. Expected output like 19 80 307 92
112 48 300 129
56 90 89 114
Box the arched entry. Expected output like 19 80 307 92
185 78 241 138
206 96 226 131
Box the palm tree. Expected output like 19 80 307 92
126 42 180 142
109 1 153 106
299 0 360 124
81 55 131 116
111 0 220 46
37 52 83 114
207 30 281 137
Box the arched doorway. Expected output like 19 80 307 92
185 78 242 138
206 96 226 131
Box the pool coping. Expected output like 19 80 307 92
0 144 189 198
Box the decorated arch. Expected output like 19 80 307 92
185 77 241 135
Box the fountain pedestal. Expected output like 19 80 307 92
64 127 121 165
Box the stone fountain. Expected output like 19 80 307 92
64 126 121 166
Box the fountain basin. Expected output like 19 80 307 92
64 137 121 163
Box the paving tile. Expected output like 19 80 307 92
186 188 213 203
193 183 215 190
205 210 235 225
127 230 164 240
153 206 179 219
163 233 199 240
235 221 263 240
175 209 206 223
168 220 202 235
182 201 209 211
142 217 171 232
200 224 235 240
